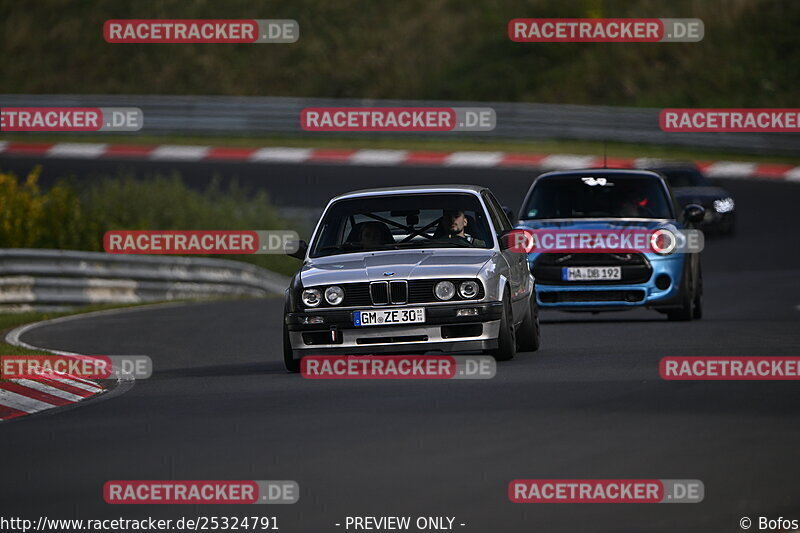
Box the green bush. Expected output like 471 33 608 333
0 168 298 276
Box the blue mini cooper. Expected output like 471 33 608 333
517 169 705 321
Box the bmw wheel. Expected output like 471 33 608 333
490 293 516 361
516 292 540 352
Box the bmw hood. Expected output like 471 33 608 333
300 249 495 286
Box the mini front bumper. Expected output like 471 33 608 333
287 302 503 354
533 255 686 311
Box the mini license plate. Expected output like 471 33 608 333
354 308 426 326
562 266 622 281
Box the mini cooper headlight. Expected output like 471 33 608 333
650 229 677 255
324 285 345 305
301 288 322 307
458 280 480 299
434 281 456 301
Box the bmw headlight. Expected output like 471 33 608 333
713 197 735 213
324 285 345 306
301 288 322 307
458 280 480 299
434 281 456 301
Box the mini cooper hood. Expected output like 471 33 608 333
301 249 495 286
517 218 684 261
517 218 678 231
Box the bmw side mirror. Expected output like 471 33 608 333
287 239 308 260
683 204 705 224
498 229 517 251
502 206 515 222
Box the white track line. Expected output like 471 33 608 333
53 377 104 392
149 145 210 161
48 143 108 158
350 149 408 165
540 154 598 169
704 162 757 178
250 147 313 162
785 167 800 182
445 151 504 167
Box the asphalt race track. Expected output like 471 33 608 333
1 157 799 532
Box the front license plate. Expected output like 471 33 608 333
562 266 622 281
354 308 426 326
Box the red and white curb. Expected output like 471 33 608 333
1 141 799 181
2 319 107 421
0 373 105 421
0 306 157 422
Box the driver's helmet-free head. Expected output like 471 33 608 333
441 209 468 235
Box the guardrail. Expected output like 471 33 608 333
0 249 290 312
1 94 797 155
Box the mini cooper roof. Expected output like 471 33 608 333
533 168 665 183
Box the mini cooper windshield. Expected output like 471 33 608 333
310 193 494 258
523 174 674 220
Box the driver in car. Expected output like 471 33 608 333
440 209 486 247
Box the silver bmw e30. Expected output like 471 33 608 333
282 185 540 372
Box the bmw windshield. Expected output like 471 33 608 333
310 193 494 258
522 174 674 220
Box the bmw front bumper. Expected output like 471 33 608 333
286 302 503 355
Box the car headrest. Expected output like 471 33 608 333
346 221 395 245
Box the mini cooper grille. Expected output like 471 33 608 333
533 253 652 285
539 290 646 303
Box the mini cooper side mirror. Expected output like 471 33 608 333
683 204 705 224
286 239 308 260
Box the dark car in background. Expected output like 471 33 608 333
640 162 736 235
